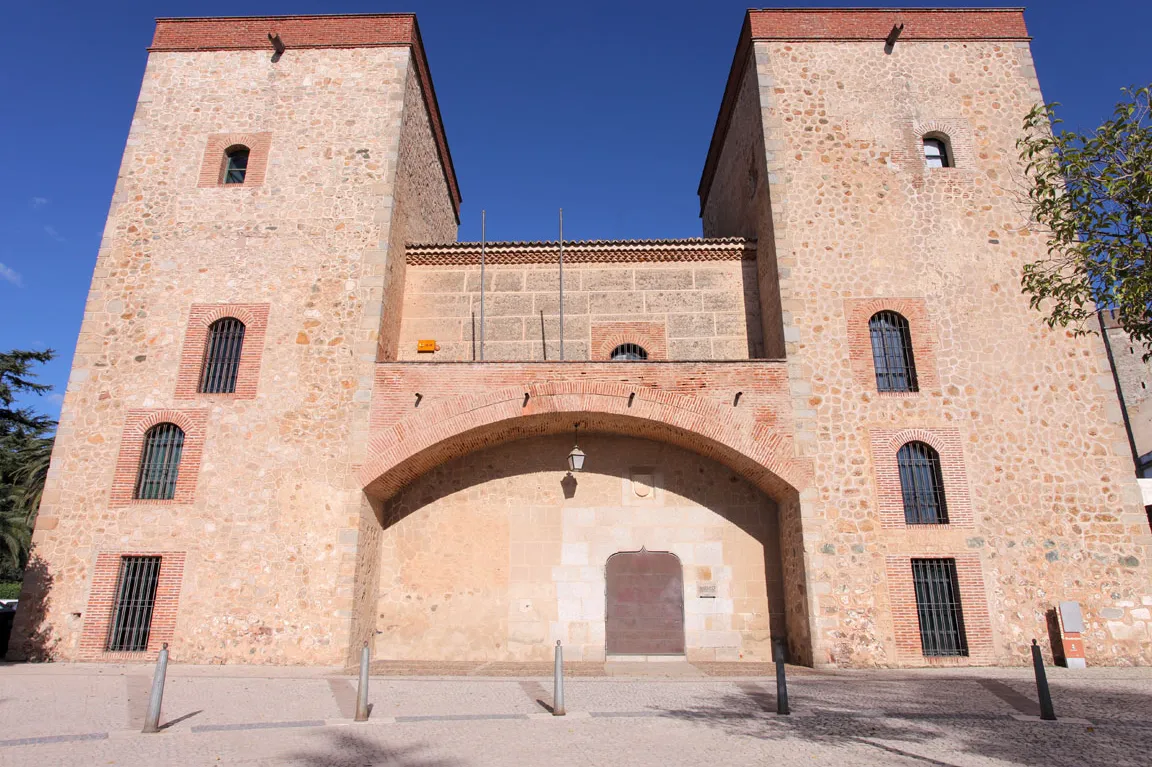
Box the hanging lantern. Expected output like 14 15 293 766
567 424 585 472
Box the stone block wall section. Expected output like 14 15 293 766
702 8 1152 665
398 239 762 361
77 552 186 661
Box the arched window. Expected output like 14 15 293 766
869 311 918 392
198 317 246 394
610 343 648 361
223 145 250 184
922 136 952 168
134 423 185 501
897 441 948 524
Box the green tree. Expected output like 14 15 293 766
1018 86 1152 355
0 349 56 577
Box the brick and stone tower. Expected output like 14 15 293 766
700 8 1151 665
9 14 460 663
10 9 1151 669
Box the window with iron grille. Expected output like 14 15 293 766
923 136 952 168
911 558 968 657
897 441 948 524
199 317 245 394
134 423 185 501
223 146 249 184
106 556 162 652
610 343 648 361
869 311 918 392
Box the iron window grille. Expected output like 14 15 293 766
223 146 249 184
911 558 969 657
923 137 951 168
869 311 918 392
134 423 185 501
106 556 162 652
199 317 246 394
897 441 948 524
610 343 648 361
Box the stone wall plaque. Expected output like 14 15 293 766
698 581 717 598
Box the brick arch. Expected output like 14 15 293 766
884 428 948 455
359 382 811 502
592 322 668 361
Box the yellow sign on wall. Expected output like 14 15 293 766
417 339 438 353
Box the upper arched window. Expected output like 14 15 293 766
610 343 648 361
897 441 948 525
199 317 246 394
922 136 952 168
223 145 250 184
134 423 185 501
869 311 918 392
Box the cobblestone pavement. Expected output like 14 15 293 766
0 663 1149 766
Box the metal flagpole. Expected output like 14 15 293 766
480 210 486 361
555 207 559 359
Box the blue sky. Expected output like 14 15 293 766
1 1 1148 421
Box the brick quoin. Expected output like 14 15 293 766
78 552 186 661
845 298 940 393
361 364 811 502
175 304 270 400
109 410 208 507
870 427 974 528
151 14 460 217
886 553 994 665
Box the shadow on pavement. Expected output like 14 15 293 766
285 731 459 767
655 677 1152 767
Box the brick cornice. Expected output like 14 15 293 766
150 14 461 218
699 8 1030 213
406 237 756 266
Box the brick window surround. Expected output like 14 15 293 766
78 552 186 661
845 298 939 393
592 322 668 361
176 304 269 400
110 410 208 507
886 554 993 663
870 427 973 528
197 132 272 187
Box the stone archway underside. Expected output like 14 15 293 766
359 381 812 502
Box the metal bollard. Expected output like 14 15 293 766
1030 639 1056 721
142 643 170 733
552 640 566 716
773 638 790 716
355 644 371 722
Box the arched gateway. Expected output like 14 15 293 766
354 381 814 666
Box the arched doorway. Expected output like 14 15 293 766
605 549 684 655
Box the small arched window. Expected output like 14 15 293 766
897 441 948 524
199 317 246 394
611 343 648 361
223 145 250 184
869 311 918 392
922 136 952 168
134 423 185 501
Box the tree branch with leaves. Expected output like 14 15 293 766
1018 86 1152 356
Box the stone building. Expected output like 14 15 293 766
9 8 1152 668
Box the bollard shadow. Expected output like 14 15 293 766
653 676 1152 767
158 709 203 731
285 731 460 767
535 698 555 714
